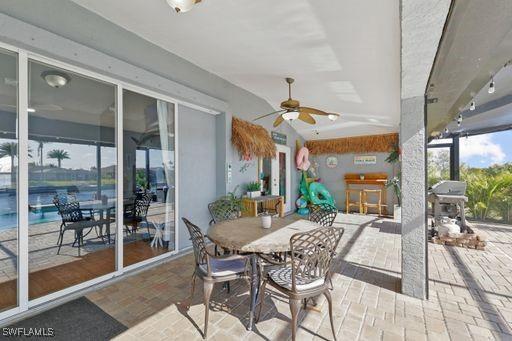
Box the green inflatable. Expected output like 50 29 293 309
308 182 335 207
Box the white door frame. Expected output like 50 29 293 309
271 144 292 213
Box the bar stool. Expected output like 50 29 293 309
345 189 362 214
362 189 383 216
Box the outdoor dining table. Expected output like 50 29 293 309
207 216 321 331
81 201 116 244
81 198 137 244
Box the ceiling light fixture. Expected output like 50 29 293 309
488 78 495 94
167 0 200 13
41 70 71 88
282 110 300 121
457 114 462 127
27 108 36 113
444 128 449 134
469 100 475 111
327 114 339 121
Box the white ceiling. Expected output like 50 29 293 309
72 0 400 140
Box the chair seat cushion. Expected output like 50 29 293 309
199 257 247 277
268 266 325 291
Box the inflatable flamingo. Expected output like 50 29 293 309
296 146 311 171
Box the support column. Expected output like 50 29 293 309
400 96 428 299
451 135 460 180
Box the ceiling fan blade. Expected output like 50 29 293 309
273 115 284 127
299 107 328 116
253 109 286 121
298 112 316 124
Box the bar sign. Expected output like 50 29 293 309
271 131 287 145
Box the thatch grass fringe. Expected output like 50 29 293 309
231 117 276 159
305 133 398 155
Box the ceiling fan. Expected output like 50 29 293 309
253 78 340 128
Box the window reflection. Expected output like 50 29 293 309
123 89 175 266
28 60 116 299
0 49 18 312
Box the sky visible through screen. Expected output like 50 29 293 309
460 130 512 168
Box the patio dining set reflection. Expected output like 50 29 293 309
49 191 168 256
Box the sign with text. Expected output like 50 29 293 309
354 155 377 165
271 131 287 145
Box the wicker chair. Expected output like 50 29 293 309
182 218 249 339
256 226 344 341
309 203 338 227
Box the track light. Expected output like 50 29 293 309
489 78 495 94
457 114 462 127
470 100 475 111
444 128 449 134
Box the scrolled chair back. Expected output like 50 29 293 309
309 203 337 227
182 217 210 268
134 192 152 218
208 199 240 225
289 226 343 292
53 196 83 223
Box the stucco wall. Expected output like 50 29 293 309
178 105 217 249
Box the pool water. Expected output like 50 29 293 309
0 188 115 230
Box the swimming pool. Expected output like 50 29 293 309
0 188 115 230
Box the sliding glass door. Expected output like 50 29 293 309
0 45 181 316
123 89 175 266
27 60 117 299
0 49 18 312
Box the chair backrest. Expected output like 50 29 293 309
53 196 83 223
289 226 344 292
309 203 337 227
182 218 209 267
208 199 240 224
134 192 152 218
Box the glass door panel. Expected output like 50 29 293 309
28 60 116 299
0 49 18 312
123 89 175 266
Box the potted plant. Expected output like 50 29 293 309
386 176 401 219
218 186 244 219
246 181 261 198
385 142 401 220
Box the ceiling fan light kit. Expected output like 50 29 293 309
253 78 341 128
328 114 339 121
282 110 300 121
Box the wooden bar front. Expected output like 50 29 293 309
345 173 388 215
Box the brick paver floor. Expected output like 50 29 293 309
83 215 512 340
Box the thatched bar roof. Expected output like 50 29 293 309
231 117 276 159
305 133 398 155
